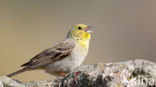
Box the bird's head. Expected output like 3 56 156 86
67 24 93 41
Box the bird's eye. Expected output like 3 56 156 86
78 26 82 30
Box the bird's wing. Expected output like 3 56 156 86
21 39 75 68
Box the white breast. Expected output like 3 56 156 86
71 42 89 68
44 41 89 75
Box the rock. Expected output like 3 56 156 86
0 59 155 87
0 81 3 87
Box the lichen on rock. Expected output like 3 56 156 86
0 59 155 87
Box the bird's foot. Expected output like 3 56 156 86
74 71 80 85
59 72 67 77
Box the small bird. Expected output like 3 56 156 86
7 24 93 77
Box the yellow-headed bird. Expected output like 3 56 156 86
7 24 93 77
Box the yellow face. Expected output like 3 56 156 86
69 24 92 41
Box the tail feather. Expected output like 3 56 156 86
7 68 27 77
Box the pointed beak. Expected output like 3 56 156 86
86 25 94 33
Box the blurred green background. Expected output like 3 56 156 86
0 0 156 82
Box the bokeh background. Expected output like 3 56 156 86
0 0 156 82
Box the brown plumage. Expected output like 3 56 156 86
7 39 75 77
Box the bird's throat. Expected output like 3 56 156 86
77 39 89 51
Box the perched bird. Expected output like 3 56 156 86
7 24 93 77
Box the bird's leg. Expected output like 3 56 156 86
59 72 67 77
74 71 80 85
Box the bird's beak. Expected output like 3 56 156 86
86 25 93 33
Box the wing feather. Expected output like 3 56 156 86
21 39 75 68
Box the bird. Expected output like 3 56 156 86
7 24 93 77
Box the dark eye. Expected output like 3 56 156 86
78 26 82 30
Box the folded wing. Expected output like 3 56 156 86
21 39 75 69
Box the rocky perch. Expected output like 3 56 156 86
0 59 156 87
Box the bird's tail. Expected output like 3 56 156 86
7 68 28 77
